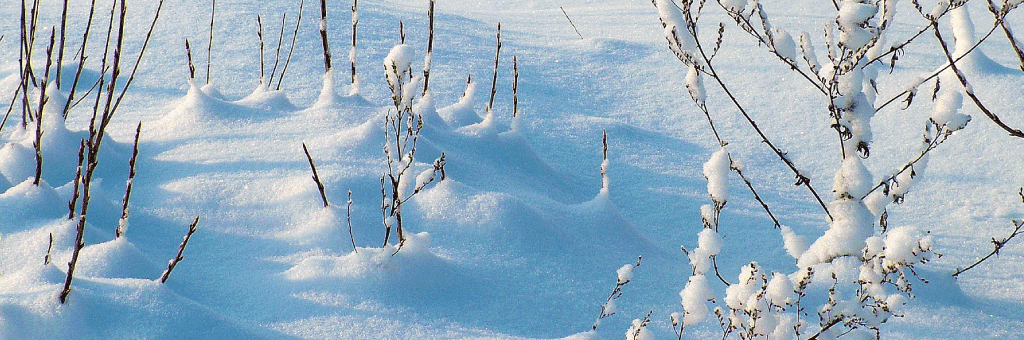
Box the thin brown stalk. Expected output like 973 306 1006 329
347 190 357 253
257 15 266 84
303 143 330 207
560 7 584 39
116 122 142 238
422 0 435 95
512 55 519 117
33 28 56 187
44 233 53 265
159 215 200 284
61 0 98 120
277 0 304 90
207 0 216 84
268 13 286 86
111 0 166 114
350 0 358 85
487 23 501 114
318 0 332 72
185 39 196 79
67 139 85 220
55 0 69 89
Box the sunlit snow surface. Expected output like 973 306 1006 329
1 0 1022 339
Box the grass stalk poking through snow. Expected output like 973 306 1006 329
185 39 196 80
487 23 501 115
257 15 265 85
61 0 98 120
347 190 356 253
318 0 332 73
32 28 55 187
302 143 330 208
422 0 434 96
116 122 142 239
350 0 358 87
277 0 304 90
159 215 200 284
268 13 286 86
206 0 216 84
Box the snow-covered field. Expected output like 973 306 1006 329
1 0 1022 339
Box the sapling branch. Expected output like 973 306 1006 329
61 0 98 120
159 215 200 284
207 0 215 84
56 0 68 89
302 143 330 207
33 28 56 187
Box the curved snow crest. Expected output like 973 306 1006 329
236 84 299 112
310 70 372 116
282 232 449 281
0 273 281 339
0 179 66 225
75 236 159 279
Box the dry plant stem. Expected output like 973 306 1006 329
62 0 98 120
278 0 304 90
694 102 781 228
257 15 266 83
422 0 435 95
159 215 200 284
116 122 142 238
56 0 69 89
33 28 56 187
67 139 85 220
512 56 519 117
207 0 216 84
932 21 1024 139
350 0 358 85
691 29 833 220
953 190 1024 277
269 13 286 86
487 23 501 113
44 233 53 265
989 0 1024 73
876 14 1006 112
860 122 947 199
112 0 166 114
318 0 332 72
347 190 357 253
592 256 642 330
716 3 827 95
185 39 196 79
302 143 330 207
560 7 584 39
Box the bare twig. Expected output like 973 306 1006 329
44 233 53 265
487 23 501 114
33 28 56 187
159 215 200 283
68 139 85 219
206 0 215 84
257 15 266 84
185 39 196 79
318 0 332 72
303 143 330 207
593 256 642 330
269 13 286 86
347 190 357 253
116 122 142 238
55 0 69 89
932 21 1024 139
560 7 584 39
350 0 358 85
277 0 304 90
422 0 435 95
512 55 519 118
61 0 97 120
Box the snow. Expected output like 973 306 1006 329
1 0 1023 339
